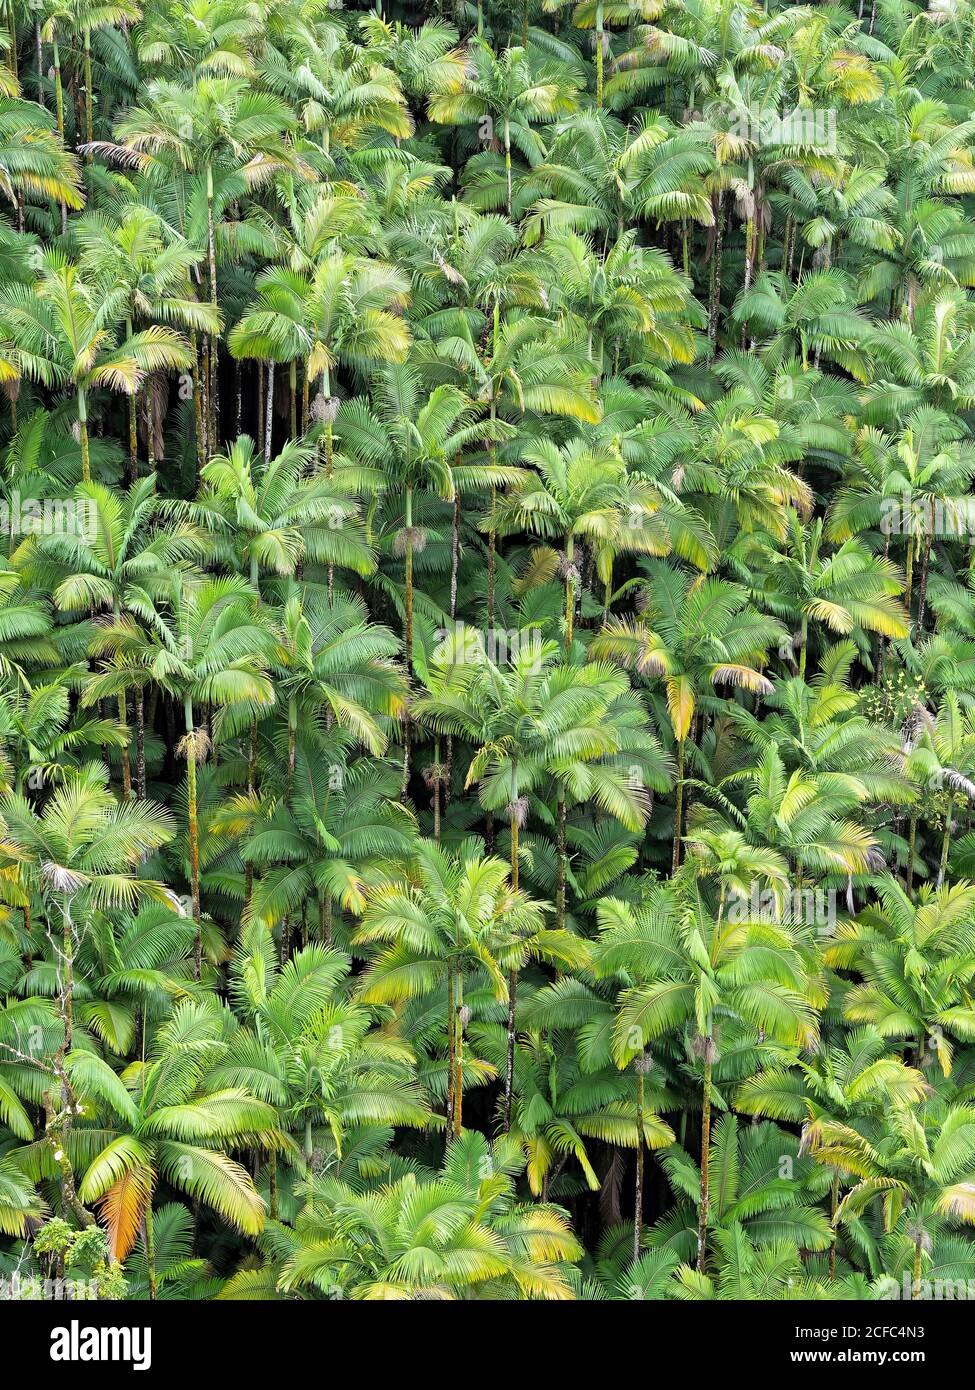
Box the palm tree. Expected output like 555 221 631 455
29 475 208 797
0 252 192 483
74 202 221 476
95 574 275 975
543 229 696 375
214 922 430 1193
593 878 819 1272
100 75 309 451
40 0 141 149
194 434 374 586
591 561 785 870
816 1094 975 1298
267 587 406 862
427 39 579 216
74 998 281 1290
828 410 975 625
232 246 411 467
353 837 577 1137
737 1026 928 1280
0 761 173 1227
542 0 659 109
0 74 84 212
333 363 494 675
413 629 670 1100
523 109 715 248
752 514 909 677
825 874 975 1074
228 1130 582 1300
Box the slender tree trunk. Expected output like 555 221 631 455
672 738 685 874
696 1047 712 1273
453 965 464 1137
446 960 456 1134
634 1059 645 1265
595 4 604 107
708 198 725 345
118 692 132 800
503 806 520 1131
78 389 92 484
564 533 575 650
191 332 205 468
135 685 146 800
916 537 932 632
83 29 93 148
556 796 567 930
912 1233 924 1298
264 360 274 463
206 165 219 450
938 811 953 888
184 695 202 980
244 718 257 911
404 487 414 675
52 37 64 138
144 1203 157 1300
504 118 512 217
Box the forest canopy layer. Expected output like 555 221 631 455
0 0 973 1304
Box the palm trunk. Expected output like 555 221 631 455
708 197 725 344
564 533 575 650
912 1233 924 1298
404 487 414 675
126 316 139 481
135 685 146 800
144 1202 157 1300
634 1060 645 1265
264 360 274 463
503 805 520 1131
117 691 132 800
206 165 219 450
453 965 464 1137
696 1047 712 1273
672 738 685 874
184 695 202 980
52 37 64 138
595 4 604 107
77 388 91 484
61 892 74 1052
504 118 512 217
503 967 517 1131
446 960 456 1133
191 332 205 467
938 811 953 888
916 537 932 633
287 696 296 802
556 796 567 930
83 29 93 148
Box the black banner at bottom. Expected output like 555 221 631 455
2 1294 970 1377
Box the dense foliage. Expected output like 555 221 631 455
1 0 975 1304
